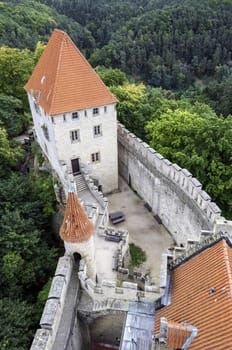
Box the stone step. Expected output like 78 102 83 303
74 174 88 193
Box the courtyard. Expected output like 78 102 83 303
107 177 174 286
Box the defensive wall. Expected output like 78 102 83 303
31 123 228 349
118 123 222 245
30 256 84 350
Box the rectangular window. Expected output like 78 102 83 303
104 106 107 113
93 107 99 116
51 116 54 124
84 110 87 117
43 127 49 141
63 114 66 122
91 152 100 163
34 101 40 115
93 125 102 137
72 112 79 119
70 129 80 143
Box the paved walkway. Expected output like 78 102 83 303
107 177 174 285
52 263 79 350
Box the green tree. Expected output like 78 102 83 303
146 102 232 218
0 46 34 109
30 171 57 216
0 298 35 350
0 95 30 137
111 83 153 139
0 126 22 177
96 67 128 87
0 172 57 299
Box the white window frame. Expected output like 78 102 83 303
93 107 99 116
34 101 41 115
70 129 80 143
72 112 79 119
91 152 100 163
93 125 102 137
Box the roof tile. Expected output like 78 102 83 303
167 320 192 348
59 192 94 243
155 239 232 349
24 29 117 115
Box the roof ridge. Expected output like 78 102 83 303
25 29 118 115
65 33 117 104
48 30 65 115
222 239 232 300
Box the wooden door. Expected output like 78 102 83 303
71 158 80 175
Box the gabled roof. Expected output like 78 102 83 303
24 29 117 115
59 191 94 243
155 238 232 349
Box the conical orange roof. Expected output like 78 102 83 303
59 191 94 243
24 29 117 115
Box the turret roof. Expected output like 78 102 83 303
24 29 117 115
59 191 94 243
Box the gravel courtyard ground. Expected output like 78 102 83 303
107 177 174 286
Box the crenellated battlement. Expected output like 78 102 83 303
118 123 222 244
30 257 75 350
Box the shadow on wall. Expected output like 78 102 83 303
89 313 125 349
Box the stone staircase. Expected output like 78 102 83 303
74 174 88 193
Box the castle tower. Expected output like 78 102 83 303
24 29 118 193
59 190 96 281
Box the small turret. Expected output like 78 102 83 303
59 190 96 281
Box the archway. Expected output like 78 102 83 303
73 252 82 268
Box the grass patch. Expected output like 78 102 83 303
129 243 146 272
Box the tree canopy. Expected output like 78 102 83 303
146 100 232 218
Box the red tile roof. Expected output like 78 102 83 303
155 238 232 349
59 191 94 243
166 320 193 348
24 29 117 115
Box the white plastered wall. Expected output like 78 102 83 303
52 104 118 194
28 94 118 194
64 235 96 281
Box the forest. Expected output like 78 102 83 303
0 0 232 348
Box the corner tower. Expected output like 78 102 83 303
25 29 118 193
59 190 96 281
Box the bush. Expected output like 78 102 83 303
129 242 146 270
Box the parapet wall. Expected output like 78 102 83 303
30 256 77 350
118 123 222 244
80 162 109 227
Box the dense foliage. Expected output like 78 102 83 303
1 0 232 346
0 171 58 350
0 30 58 350
91 0 232 91
0 0 94 55
98 68 232 218
146 99 232 217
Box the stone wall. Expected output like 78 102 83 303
118 123 222 244
30 256 82 350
